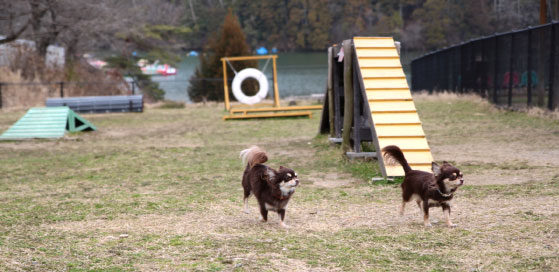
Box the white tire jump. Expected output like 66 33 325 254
232 68 268 105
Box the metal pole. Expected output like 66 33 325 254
550 23 557 110
0 83 3 109
59 82 64 98
508 33 515 107
527 28 533 106
493 36 499 104
459 44 464 93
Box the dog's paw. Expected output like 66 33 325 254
424 223 433 227
280 222 290 229
243 209 250 214
447 223 458 228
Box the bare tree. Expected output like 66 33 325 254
0 1 38 44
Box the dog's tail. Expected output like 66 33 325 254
381 145 412 174
240 146 268 169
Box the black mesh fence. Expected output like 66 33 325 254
411 22 559 111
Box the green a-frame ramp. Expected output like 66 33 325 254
0 107 96 140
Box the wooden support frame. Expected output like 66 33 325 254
332 44 344 139
352 44 387 177
341 40 354 153
222 54 324 121
321 37 435 178
230 105 322 114
223 111 312 120
221 55 280 111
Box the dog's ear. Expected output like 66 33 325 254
432 162 442 176
279 166 285 170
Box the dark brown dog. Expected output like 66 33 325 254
240 146 299 228
382 145 464 227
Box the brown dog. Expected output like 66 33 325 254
382 145 464 227
240 146 299 228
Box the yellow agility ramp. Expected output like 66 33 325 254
354 37 433 177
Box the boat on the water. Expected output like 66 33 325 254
138 59 177 76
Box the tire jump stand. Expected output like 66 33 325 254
221 55 322 120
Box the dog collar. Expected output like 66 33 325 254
437 188 453 198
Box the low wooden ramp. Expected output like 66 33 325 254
354 37 433 176
0 107 96 140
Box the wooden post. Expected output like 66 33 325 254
333 45 342 138
222 59 230 111
327 47 335 136
272 56 280 107
352 57 361 153
341 40 354 153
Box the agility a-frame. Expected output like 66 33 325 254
0 106 96 140
320 37 433 177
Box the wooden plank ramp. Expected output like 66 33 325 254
354 37 433 177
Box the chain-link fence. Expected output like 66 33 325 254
411 22 559 111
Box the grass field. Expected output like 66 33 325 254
1 94 558 271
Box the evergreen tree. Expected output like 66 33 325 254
188 10 256 102
413 0 453 50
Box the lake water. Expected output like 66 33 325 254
152 52 328 102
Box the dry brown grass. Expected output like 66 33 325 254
0 52 129 109
0 96 558 271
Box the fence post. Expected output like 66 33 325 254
527 27 533 107
459 44 464 93
508 33 514 107
550 23 557 110
0 83 3 109
59 82 64 98
493 35 499 104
